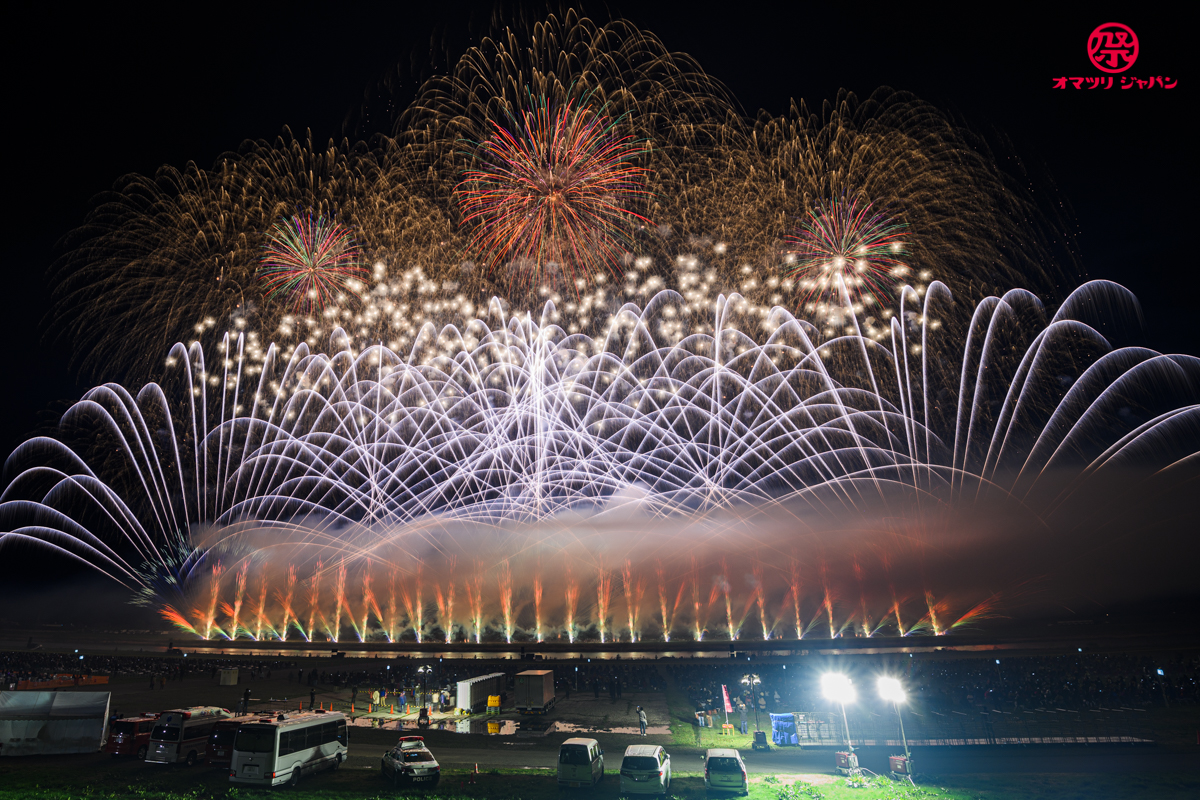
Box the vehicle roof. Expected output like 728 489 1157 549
240 711 345 728
213 715 262 726
623 744 663 757
516 669 554 676
705 748 742 758
561 737 599 747
115 716 158 722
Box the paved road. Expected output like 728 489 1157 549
345 730 1200 776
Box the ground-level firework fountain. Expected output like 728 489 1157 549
1 281 1197 642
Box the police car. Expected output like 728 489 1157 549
380 736 441 788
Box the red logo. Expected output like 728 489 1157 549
1088 23 1139 73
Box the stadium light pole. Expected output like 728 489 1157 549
821 673 856 752
878 677 911 767
417 665 433 710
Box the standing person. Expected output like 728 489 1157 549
637 706 648 737
242 687 251 715
310 688 316 710
148 674 155 691
351 685 358 706
738 701 748 735
616 677 622 699
593 679 600 700
564 680 571 700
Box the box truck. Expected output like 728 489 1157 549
514 670 556 714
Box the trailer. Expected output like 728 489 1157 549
514 670 556 714
455 673 506 713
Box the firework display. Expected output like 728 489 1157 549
4 13 1192 645
455 98 652 294
48 12 1075 381
785 198 912 328
3 279 1196 642
258 214 367 313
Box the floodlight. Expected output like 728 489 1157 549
877 676 905 704
821 673 856 705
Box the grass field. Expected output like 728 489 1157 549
1 759 1198 800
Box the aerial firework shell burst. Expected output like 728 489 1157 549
786 198 910 323
456 98 652 296
258 214 367 313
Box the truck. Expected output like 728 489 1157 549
514 670 556 714
455 673 506 713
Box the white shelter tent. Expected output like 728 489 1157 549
0 691 111 756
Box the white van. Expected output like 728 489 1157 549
557 737 604 788
146 707 231 766
703 747 748 795
620 744 671 795
229 710 347 787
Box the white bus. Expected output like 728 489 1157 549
229 710 347 787
146 707 232 766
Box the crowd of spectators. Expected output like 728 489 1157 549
4 648 1196 715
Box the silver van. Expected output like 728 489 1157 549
620 743 671 795
703 747 748 796
557 737 604 788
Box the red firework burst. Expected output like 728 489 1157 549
258 214 367 314
455 98 652 295
785 198 910 321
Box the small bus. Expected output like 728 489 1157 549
147 707 232 766
205 715 260 769
105 715 158 759
230 710 347 787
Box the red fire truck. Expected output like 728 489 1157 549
105 715 159 759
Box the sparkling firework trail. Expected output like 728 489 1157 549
622 559 643 642
565 569 579 644
330 561 347 643
499 560 514 643
753 563 768 640
468 564 484 644
656 562 672 642
252 570 269 641
720 558 735 639
276 565 297 642
359 567 376 643
202 565 223 641
305 563 323 643
534 570 544 643
596 568 611 643
386 570 400 643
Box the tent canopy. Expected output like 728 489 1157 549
0 691 111 756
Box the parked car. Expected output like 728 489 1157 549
619 744 671 795
104 715 158 759
380 736 441 788
557 737 604 788
703 748 748 796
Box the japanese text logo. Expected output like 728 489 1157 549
1088 23 1138 73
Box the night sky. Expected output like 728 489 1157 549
1 4 1192 614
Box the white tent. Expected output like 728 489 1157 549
0 691 111 756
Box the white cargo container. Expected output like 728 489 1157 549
455 673 506 713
